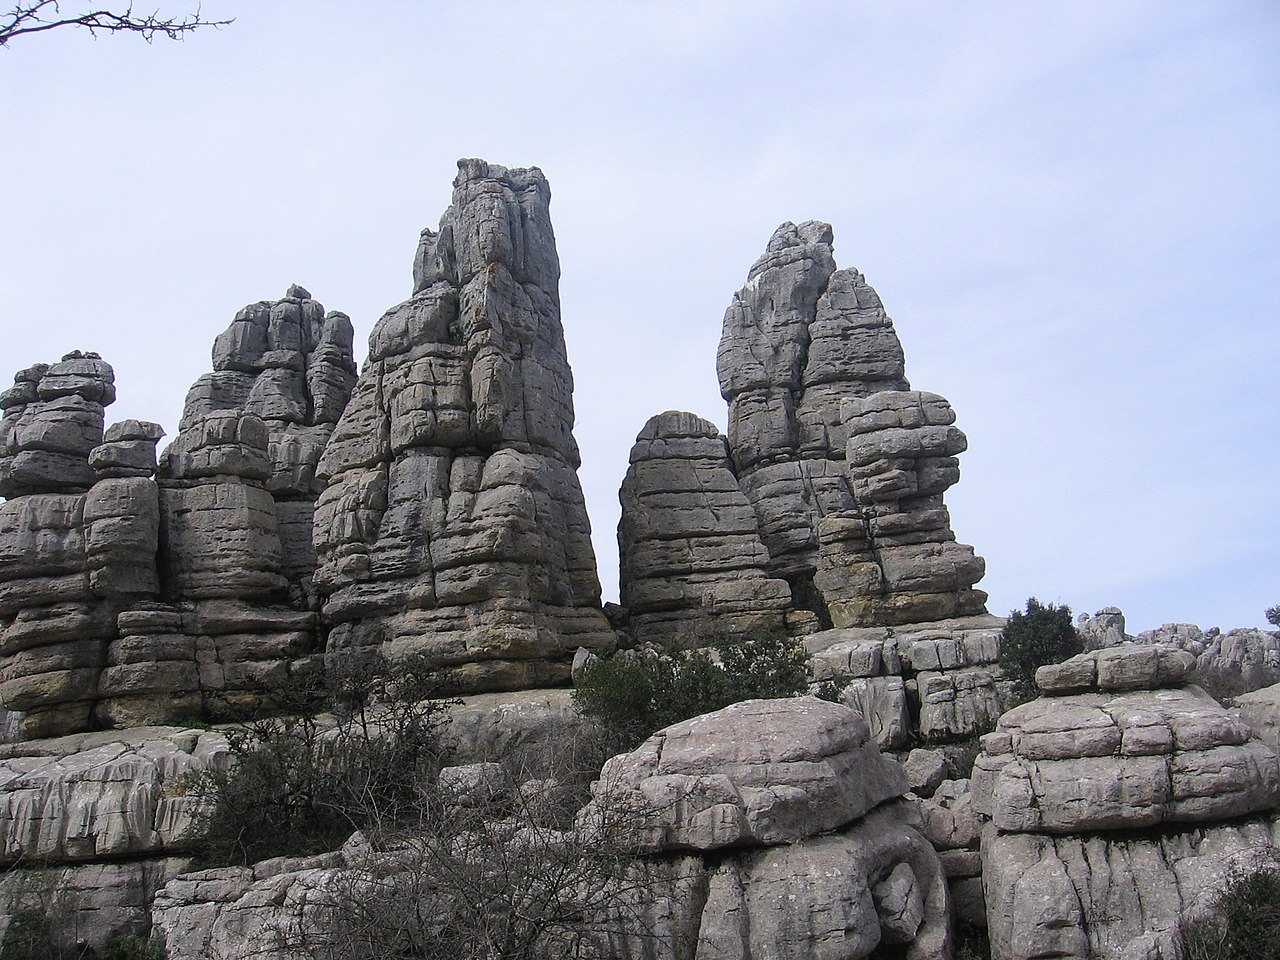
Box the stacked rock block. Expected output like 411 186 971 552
106 409 322 725
150 698 953 959
715 221 909 588
806 615 1014 747
973 645 1280 960
0 355 165 737
578 698 953 959
179 285 357 601
313 159 615 693
620 219 986 651
617 411 792 646
714 222 985 625
0 726 228 950
816 391 987 625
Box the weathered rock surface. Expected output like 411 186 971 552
1077 606 1280 699
713 222 984 626
977 643 1280 959
806 615 1015 747
178 285 357 600
0 356 167 738
154 697 950 960
617 411 792 646
314 160 615 693
984 818 1280 960
581 697 907 852
0 726 228 865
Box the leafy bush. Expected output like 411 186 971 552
1267 605 1280 629
998 597 1082 701
572 633 809 753
186 652 456 866
1181 863 1280 959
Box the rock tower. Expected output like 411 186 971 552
313 160 616 692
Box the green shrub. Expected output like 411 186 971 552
998 597 1082 701
186 653 456 866
1267 605 1280 629
1181 863 1280 959
573 633 809 753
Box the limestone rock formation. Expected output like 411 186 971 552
314 159 615 693
175 285 357 600
0 726 228 948
618 220 986 662
805 615 1014 747
153 697 951 960
974 644 1280 959
0 355 166 737
580 697 908 852
1077 606 1280 699
714 222 984 626
617 411 792 646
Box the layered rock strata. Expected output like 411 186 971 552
0 726 228 949
715 222 985 625
313 159 615 692
0 356 166 737
617 411 792 646
178 285 357 601
1078 605 1280 698
0 287 357 736
619 221 986 657
805 614 1015 747
974 644 1280 960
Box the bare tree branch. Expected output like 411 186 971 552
1 1 232 47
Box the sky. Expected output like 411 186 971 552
1 1 1277 634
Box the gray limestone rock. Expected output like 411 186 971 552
618 411 792 647
984 817 1280 960
979 643 1280 959
314 160 614 694
580 697 907 853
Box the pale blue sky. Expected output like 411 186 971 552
2 1 1277 632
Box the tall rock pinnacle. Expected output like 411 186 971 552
314 160 615 691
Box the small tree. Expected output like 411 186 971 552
186 653 456 866
1266 605 1280 629
998 597 1082 701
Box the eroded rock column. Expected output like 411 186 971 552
314 159 615 692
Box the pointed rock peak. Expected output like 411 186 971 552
285 284 311 300
747 220 836 283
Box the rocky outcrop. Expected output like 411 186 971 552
178 284 357 601
153 698 952 960
714 222 985 626
618 220 986 660
1077 606 1280 699
617 411 792 646
0 356 166 738
806 615 1015 748
0 726 228 949
313 160 615 693
974 644 1280 959
0 288 355 736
